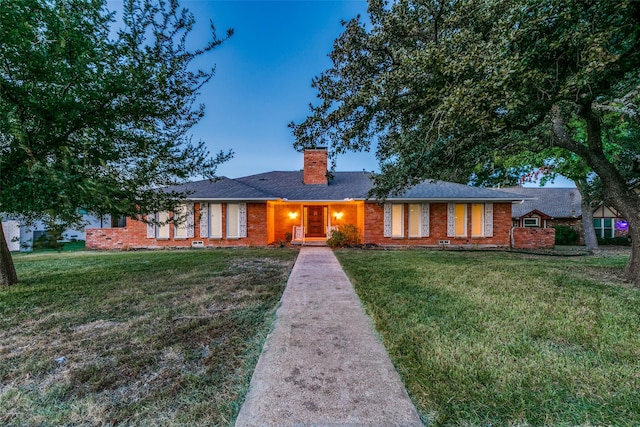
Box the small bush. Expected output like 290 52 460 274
327 224 362 248
32 226 65 252
597 236 631 246
554 225 579 245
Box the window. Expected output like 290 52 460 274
174 204 188 238
146 211 171 239
594 218 614 238
227 203 240 238
523 217 539 228
111 215 126 228
408 203 430 237
384 203 412 238
455 204 467 237
207 203 222 238
157 211 170 239
604 218 613 238
200 203 245 239
391 204 403 237
448 203 493 238
471 203 484 237
408 204 420 237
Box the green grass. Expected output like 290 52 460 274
0 248 297 426
335 249 640 426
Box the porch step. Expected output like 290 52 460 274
291 240 328 247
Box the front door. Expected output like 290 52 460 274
306 206 326 237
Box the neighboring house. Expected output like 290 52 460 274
495 187 628 242
592 203 628 239
1 214 123 252
86 148 536 250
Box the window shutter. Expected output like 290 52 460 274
146 214 155 238
238 203 247 238
485 202 493 237
447 203 455 237
199 203 209 238
186 203 195 238
421 203 430 237
383 203 392 237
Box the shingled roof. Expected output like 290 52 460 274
496 187 582 218
168 171 527 202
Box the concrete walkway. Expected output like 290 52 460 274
235 247 423 427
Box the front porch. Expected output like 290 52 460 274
290 225 337 246
267 200 364 245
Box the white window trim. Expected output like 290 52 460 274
523 217 539 227
383 203 392 237
484 202 493 237
422 203 430 237
383 203 405 238
199 203 209 238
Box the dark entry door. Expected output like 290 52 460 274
306 206 325 237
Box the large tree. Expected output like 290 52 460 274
291 0 640 285
0 0 233 285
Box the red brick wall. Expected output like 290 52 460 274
86 202 268 250
512 227 555 249
363 202 513 247
303 149 328 185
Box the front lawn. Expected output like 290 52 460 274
335 249 639 426
0 249 297 426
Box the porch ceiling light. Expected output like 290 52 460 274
334 212 344 220
288 211 299 219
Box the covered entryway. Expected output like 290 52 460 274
266 200 364 245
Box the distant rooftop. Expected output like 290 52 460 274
496 187 582 218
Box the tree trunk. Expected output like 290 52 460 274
552 107 640 286
0 222 18 286
626 224 640 284
578 112 640 286
580 200 599 251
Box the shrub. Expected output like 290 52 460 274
597 236 631 246
32 225 65 252
554 225 579 245
327 224 362 248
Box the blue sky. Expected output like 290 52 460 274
163 0 378 178
108 0 575 187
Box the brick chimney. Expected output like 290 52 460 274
303 148 328 185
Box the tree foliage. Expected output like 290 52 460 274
0 0 232 284
291 0 640 285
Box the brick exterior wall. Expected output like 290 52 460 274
87 200 555 250
362 202 513 247
303 148 328 185
512 227 555 249
86 202 269 249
